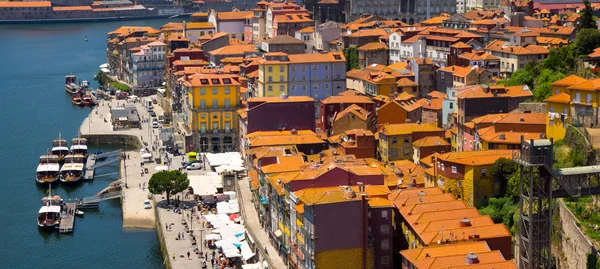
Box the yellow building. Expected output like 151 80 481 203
184 73 239 152
434 150 514 207
550 74 587 95
378 123 444 163
545 92 571 140
547 75 600 132
257 52 289 97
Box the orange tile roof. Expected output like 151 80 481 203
388 187 444 201
274 13 313 23
380 123 442 136
0 1 51 7
247 132 325 148
567 78 600 92
414 215 495 237
400 200 468 218
287 52 346 63
294 203 304 214
335 104 371 121
108 26 160 37
420 15 449 25
427 91 447 99
53 6 92 11
407 207 482 226
478 126 545 144
393 194 456 210
184 73 240 87
321 94 373 104
456 85 532 99
209 44 257 56
217 10 253 20
485 40 549 55
297 26 314 33
357 42 388 51
397 77 419 87
412 136 450 148
295 185 391 206
496 112 546 125
550 74 587 87
413 250 508 268
421 224 511 245
249 170 259 190
261 155 306 175
589 48 600 58
450 41 472 49
186 22 215 30
347 28 388 38
400 242 491 264
449 260 517 269
437 150 515 166
545 92 571 104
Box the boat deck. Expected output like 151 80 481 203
59 202 76 233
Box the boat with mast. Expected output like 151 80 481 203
37 186 63 230
70 138 88 157
51 133 69 163
59 154 85 183
36 154 60 184
65 75 78 94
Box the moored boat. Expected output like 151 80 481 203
37 190 62 229
59 162 84 183
52 135 69 162
82 95 94 106
72 93 83 105
36 155 60 184
70 138 88 157
65 75 78 94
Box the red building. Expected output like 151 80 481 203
329 129 376 159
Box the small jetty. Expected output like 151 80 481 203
83 150 122 181
59 202 76 233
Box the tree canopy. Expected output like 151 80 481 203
148 170 189 203
344 46 359 71
580 0 597 29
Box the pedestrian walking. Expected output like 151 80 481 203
172 253 176 260
211 257 214 267
187 251 191 260
165 223 168 230
139 183 141 189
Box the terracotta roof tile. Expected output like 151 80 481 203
396 77 419 87
217 10 253 20
550 74 587 87
412 136 450 148
381 123 442 136
357 42 388 51
335 104 371 121
437 150 515 166
545 92 571 104
567 78 600 92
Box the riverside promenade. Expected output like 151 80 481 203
79 97 166 229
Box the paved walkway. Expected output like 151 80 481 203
80 96 169 228
237 176 286 269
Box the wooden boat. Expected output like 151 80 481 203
52 134 69 162
65 75 77 94
36 155 60 184
72 94 83 105
70 138 88 157
37 188 63 229
82 95 94 106
59 162 84 183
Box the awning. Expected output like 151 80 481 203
141 153 152 158
155 166 168 171
274 229 283 237
241 264 261 269
205 233 222 240
99 63 109 69
229 213 240 222
259 197 268 204
240 241 255 261
101 68 110 73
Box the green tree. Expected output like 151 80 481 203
542 44 577 72
576 28 600 56
506 172 520 200
344 46 359 71
533 69 566 101
581 0 597 29
479 197 519 235
148 170 189 203
492 158 518 196
94 70 106 86
505 68 534 88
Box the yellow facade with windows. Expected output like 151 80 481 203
184 74 240 134
378 123 443 163
545 93 571 141
257 62 288 97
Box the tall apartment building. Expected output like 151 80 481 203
182 74 240 152
256 52 347 101
128 41 167 88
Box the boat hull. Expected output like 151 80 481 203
36 176 59 184
60 175 83 183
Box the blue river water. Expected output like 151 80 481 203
0 19 175 268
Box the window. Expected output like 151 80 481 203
225 112 230 118
302 85 307 90
279 66 284 72
302 76 306 81
212 122 218 131
452 166 457 173
312 65 317 71
291 85 296 91
225 122 231 132
404 135 410 143
200 100 206 108
449 103 454 109
381 239 390 250
325 74 329 80
324 65 328 70
576 92 581 101
200 88 205 95
291 66 296 71
212 88 218 95
403 147 410 155
200 123 206 133
587 93 593 104
381 211 388 218
212 99 218 108
280 76 284 81
481 168 487 176
391 148 398 157
301 65 306 71
441 72 444 79
268 66 273 72
268 86 273 92
392 136 398 144
549 105 554 112
280 85 284 91
224 98 230 108
268 76 272 82
380 225 390 234
563 107 568 114
224 88 230 94
201 113 206 119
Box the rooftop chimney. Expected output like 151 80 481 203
465 252 480 264
343 186 356 199
459 218 472 227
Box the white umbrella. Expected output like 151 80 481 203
205 234 221 240
141 153 152 158
155 166 168 171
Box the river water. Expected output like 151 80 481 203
0 19 175 268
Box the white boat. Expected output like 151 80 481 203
64 154 85 164
37 190 63 229
52 133 69 160
59 162 84 183
70 138 88 157
36 155 60 184
76 210 84 216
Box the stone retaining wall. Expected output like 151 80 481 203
557 199 597 269
154 202 172 269
82 134 142 148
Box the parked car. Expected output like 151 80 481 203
152 99 158 104
143 200 152 209
152 121 159 128
150 111 156 117
186 162 203 170
158 115 165 123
